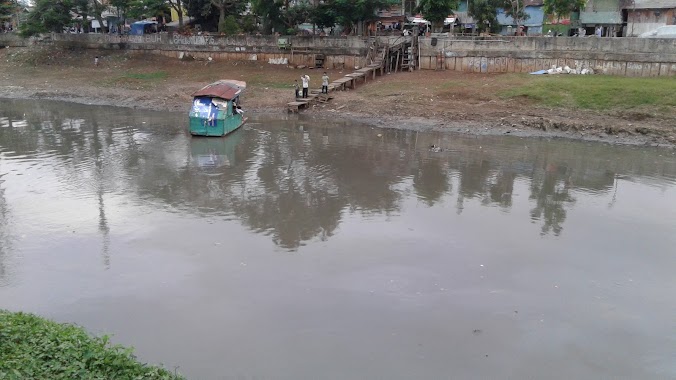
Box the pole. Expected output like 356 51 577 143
631 0 635 36
516 0 520 34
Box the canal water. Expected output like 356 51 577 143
1 99 676 379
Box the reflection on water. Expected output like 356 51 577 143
1 99 676 379
3 99 675 250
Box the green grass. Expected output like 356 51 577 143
500 75 676 110
122 71 169 80
0 310 184 380
543 23 570 36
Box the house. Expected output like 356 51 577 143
579 0 623 36
454 0 477 33
623 0 676 36
376 5 406 29
496 0 546 35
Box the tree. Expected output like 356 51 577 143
543 0 585 21
20 0 73 36
71 0 92 32
89 0 107 33
311 2 336 31
251 0 283 33
219 13 239 35
210 0 246 32
468 0 499 33
109 0 132 32
502 0 529 29
126 0 170 20
312 0 396 35
0 0 18 20
416 0 457 32
185 0 218 30
166 0 185 28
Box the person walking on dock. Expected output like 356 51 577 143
321 72 329 94
301 75 310 98
294 79 300 99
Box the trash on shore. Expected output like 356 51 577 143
531 65 594 75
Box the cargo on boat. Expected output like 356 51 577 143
189 80 247 137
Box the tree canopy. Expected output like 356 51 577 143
1 0 18 19
502 0 529 26
20 0 73 36
416 0 458 31
311 0 397 35
468 0 500 33
543 0 586 20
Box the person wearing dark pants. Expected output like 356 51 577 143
294 80 300 98
301 75 310 98
321 72 329 94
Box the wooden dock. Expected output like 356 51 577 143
287 38 411 113
287 62 384 113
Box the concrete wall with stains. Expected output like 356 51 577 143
418 36 676 76
2 33 676 76
0 33 371 69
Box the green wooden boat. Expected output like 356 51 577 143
189 80 248 137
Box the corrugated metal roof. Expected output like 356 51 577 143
579 11 623 24
630 0 676 9
585 0 621 11
193 80 246 100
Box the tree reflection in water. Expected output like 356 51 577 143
1 99 676 252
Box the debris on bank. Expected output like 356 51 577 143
530 65 595 75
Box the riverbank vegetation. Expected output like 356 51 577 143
0 310 184 380
500 75 676 110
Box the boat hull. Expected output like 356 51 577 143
189 113 247 137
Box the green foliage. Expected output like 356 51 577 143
126 0 171 20
416 0 457 27
310 2 336 30
502 0 529 25
500 75 676 110
240 14 258 33
20 0 73 37
284 1 312 29
251 0 282 33
0 0 18 19
544 0 586 19
0 310 184 380
219 14 240 35
468 0 499 32
310 0 397 34
543 23 569 36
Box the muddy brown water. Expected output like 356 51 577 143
1 99 676 379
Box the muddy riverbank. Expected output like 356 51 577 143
1 46 674 147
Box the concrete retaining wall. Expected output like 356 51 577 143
0 33 371 69
2 33 676 76
418 36 676 76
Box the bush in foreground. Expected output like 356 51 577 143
0 310 184 380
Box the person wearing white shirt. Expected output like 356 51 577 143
301 75 310 98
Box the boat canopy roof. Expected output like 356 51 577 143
193 80 247 101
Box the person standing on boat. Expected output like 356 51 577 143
321 72 329 94
294 79 300 98
301 74 310 98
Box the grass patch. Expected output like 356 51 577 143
500 75 676 110
543 23 570 36
122 71 169 80
0 310 184 380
